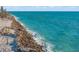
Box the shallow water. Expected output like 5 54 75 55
11 11 79 52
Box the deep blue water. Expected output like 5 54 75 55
10 11 79 52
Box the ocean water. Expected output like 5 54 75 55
10 11 79 52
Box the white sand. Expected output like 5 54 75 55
3 27 16 34
0 18 15 52
0 18 12 30
0 44 12 52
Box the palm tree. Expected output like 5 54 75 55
0 6 4 13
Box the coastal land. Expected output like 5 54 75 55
0 7 46 52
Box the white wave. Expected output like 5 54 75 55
12 15 54 52
12 15 27 28
46 42 54 52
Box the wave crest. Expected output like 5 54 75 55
13 15 54 52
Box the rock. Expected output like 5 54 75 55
0 7 46 52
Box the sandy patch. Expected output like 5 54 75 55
0 18 12 30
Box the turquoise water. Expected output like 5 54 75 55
11 11 79 52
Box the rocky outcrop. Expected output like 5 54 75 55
11 16 44 52
0 7 46 52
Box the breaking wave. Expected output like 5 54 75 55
13 15 54 52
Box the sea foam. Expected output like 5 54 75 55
13 15 53 52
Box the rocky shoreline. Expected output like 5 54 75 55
0 7 46 52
